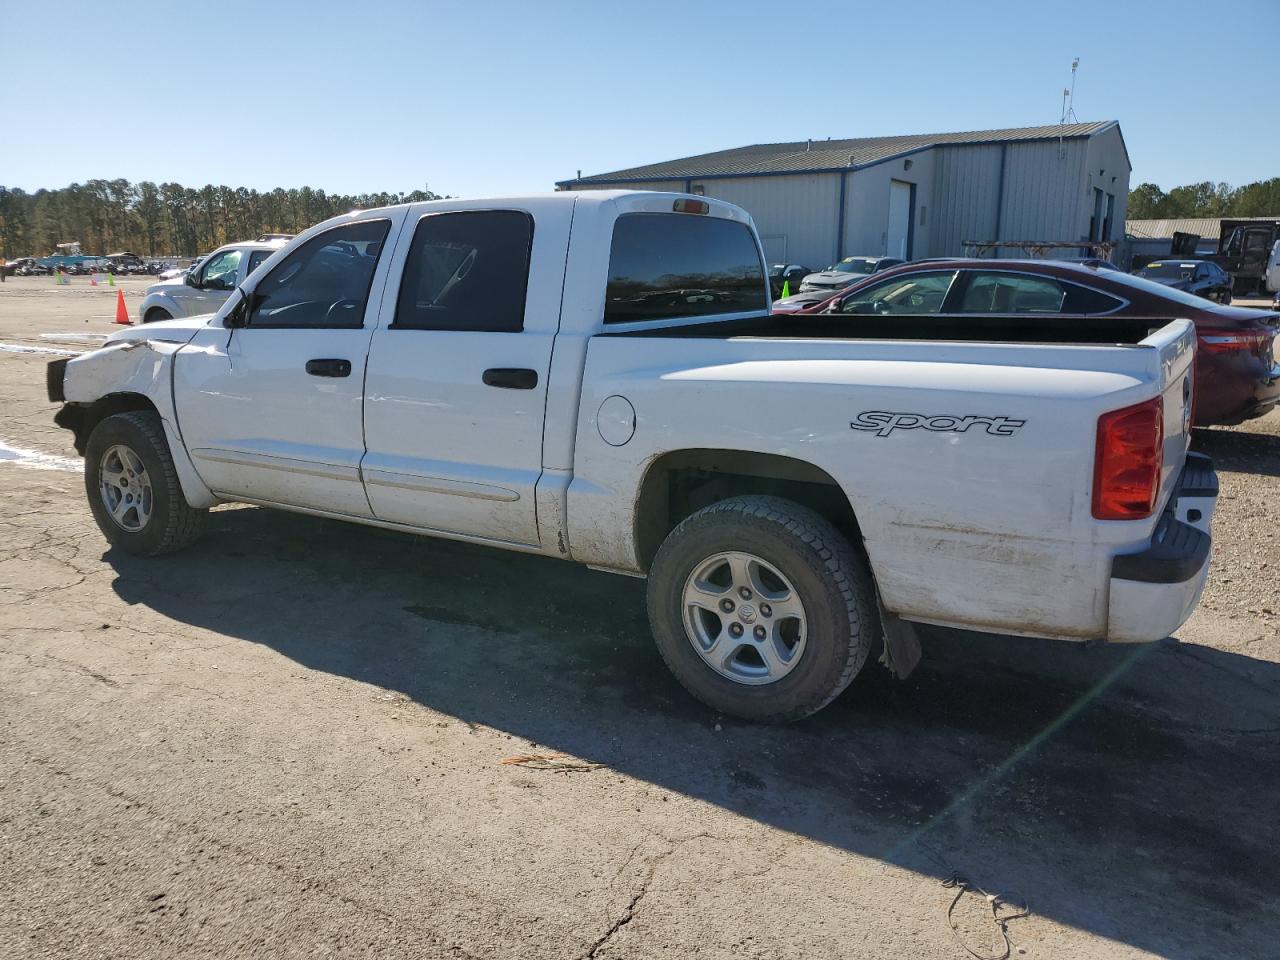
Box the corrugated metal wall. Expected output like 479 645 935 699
845 151 936 259
690 174 842 269
566 180 688 193
1085 126 1131 242
930 144 1002 257
563 128 1130 265
998 139 1090 243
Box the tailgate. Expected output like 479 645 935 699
1141 320 1197 511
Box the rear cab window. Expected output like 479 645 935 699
393 210 534 332
604 213 767 325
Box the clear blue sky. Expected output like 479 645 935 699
3 0 1276 197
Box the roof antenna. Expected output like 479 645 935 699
1059 57 1079 157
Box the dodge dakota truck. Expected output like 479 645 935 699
47 191 1218 722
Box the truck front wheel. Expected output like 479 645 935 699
84 410 207 556
646 495 877 723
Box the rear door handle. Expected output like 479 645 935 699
482 368 538 390
305 358 352 378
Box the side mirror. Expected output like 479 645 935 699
184 271 200 288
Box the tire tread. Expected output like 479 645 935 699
90 411 206 555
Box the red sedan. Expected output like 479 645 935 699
773 259 1279 426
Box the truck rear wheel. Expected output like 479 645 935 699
646 495 877 723
84 410 207 556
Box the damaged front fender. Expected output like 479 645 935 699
51 339 219 509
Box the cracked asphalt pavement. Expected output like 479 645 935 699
1 277 1278 959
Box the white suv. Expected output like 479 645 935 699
139 237 290 323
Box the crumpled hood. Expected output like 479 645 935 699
104 313 217 346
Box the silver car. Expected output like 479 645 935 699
799 256 904 294
139 238 289 324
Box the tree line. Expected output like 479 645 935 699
0 180 445 259
1127 177 1280 221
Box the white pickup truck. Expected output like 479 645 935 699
48 191 1218 722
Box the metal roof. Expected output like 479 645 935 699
560 121 1118 186
1125 216 1280 239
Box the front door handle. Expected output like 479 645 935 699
482 368 538 390
305 358 352 378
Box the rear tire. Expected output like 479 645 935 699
84 411 207 556
646 495 877 723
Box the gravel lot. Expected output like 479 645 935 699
1 275 1277 959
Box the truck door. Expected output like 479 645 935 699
360 200 572 547
173 213 404 515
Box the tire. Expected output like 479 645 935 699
84 410 207 556
144 308 172 324
646 495 878 723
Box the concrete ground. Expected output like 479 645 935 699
1 275 1277 959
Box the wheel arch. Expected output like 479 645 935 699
59 392 159 455
139 292 182 322
633 449 863 573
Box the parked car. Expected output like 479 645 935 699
5 257 35 276
1134 260 1233 305
1265 239 1279 295
799 256 904 294
778 259 1278 426
159 257 203 282
770 289 839 314
768 263 810 299
1212 220 1280 295
138 239 288 323
49 193 1216 723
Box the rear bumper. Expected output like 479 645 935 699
1106 453 1218 643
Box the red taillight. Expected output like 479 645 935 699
1198 327 1271 353
1092 397 1163 521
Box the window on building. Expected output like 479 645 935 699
393 210 534 332
1089 188 1105 242
604 213 767 324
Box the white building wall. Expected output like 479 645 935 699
930 144 1003 257
843 150 936 259
690 174 842 269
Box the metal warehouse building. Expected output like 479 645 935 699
558 121 1131 269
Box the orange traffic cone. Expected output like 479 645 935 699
114 289 131 325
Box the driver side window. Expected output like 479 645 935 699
838 271 957 315
199 249 242 291
249 219 391 329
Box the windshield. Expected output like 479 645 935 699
1139 262 1197 280
833 259 875 275
1104 269 1222 309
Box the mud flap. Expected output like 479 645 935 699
876 591 922 679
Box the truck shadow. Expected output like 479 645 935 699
1193 425 1280 478
106 507 1280 959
